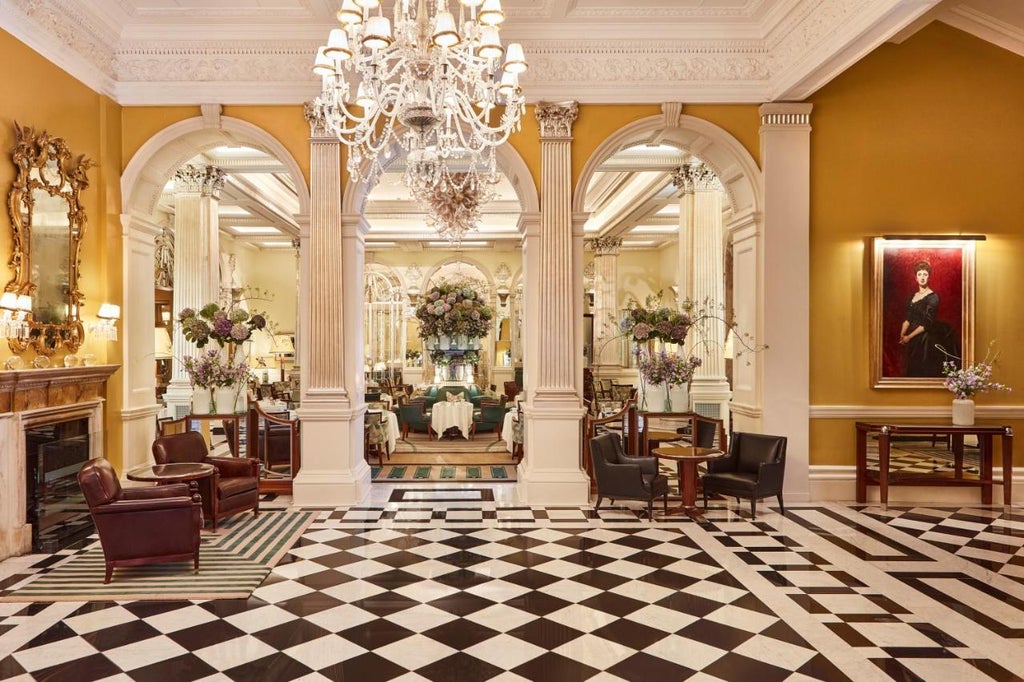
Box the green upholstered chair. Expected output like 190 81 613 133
398 402 433 439
472 404 505 439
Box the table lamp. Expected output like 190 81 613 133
154 326 173 359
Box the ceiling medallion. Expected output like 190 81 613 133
312 0 528 222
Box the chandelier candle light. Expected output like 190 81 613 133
312 0 528 239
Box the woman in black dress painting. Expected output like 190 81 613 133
899 260 943 376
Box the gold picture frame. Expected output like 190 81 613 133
870 237 975 389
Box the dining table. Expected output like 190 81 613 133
430 401 474 439
369 409 400 453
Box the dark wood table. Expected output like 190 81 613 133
854 422 1014 506
653 445 727 514
127 462 219 528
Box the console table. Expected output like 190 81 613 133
855 422 1014 505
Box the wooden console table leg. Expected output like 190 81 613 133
952 434 964 479
1002 430 1013 506
879 428 890 507
856 428 867 503
980 434 993 505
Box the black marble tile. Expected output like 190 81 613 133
128 652 219 682
31 653 121 682
512 651 599 681
250 618 330 650
80 620 163 650
421 618 501 650
337 619 415 649
417 652 503 682
590 618 665 650
606 651 695 682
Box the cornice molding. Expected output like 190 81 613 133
940 4 1024 59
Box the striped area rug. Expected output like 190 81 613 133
0 510 315 602
372 464 516 482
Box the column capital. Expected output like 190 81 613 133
535 101 579 139
759 102 813 128
174 164 226 198
303 100 334 139
585 236 623 255
671 163 721 194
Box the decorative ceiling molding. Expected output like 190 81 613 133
3 0 991 106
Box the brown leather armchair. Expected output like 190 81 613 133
78 458 203 583
152 432 260 530
702 432 787 518
590 433 669 519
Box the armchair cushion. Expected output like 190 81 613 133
206 455 259 479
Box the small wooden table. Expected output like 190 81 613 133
855 422 1014 506
653 445 727 514
127 462 218 528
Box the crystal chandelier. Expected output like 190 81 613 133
312 0 528 195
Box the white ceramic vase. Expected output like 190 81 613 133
214 387 235 415
192 387 212 415
951 398 975 426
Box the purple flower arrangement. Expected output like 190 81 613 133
182 349 251 389
942 357 1011 400
415 283 493 340
638 350 702 388
619 298 692 345
179 303 267 349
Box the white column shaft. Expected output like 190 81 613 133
593 250 619 366
691 187 726 379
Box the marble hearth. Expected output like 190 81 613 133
0 365 118 561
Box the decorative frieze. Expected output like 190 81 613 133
0 365 119 414
173 164 226 198
535 101 579 139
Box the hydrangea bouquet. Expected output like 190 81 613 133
619 295 693 345
179 303 267 348
416 283 493 340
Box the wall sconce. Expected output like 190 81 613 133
0 292 30 340
89 303 120 342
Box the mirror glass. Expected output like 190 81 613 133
6 124 92 355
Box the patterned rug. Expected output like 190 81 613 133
371 464 517 482
0 510 315 602
393 432 509 454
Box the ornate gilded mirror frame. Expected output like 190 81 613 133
6 123 93 355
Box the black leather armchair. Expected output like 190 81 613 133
590 433 669 519
702 432 787 517
78 458 203 583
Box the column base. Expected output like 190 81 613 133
121 404 161 472
517 400 590 506
293 399 371 507
688 377 733 430
163 379 194 418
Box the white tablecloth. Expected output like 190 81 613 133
502 410 517 453
369 409 399 453
431 401 474 439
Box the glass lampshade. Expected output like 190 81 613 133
503 42 527 73
363 16 393 50
337 0 363 25
312 46 334 76
325 28 353 61
432 11 460 47
478 0 505 26
476 26 503 59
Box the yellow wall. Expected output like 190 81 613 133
0 30 125 465
809 22 1024 465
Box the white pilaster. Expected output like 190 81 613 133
518 101 589 505
588 237 622 368
119 213 163 472
673 163 731 425
293 104 370 507
164 165 225 414
759 102 812 503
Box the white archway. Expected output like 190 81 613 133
118 113 312 475
571 108 765 427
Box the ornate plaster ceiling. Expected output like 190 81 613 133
4 0 997 105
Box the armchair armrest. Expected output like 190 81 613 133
93 496 196 515
207 456 260 478
755 460 786 493
621 455 659 476
121 483 191 500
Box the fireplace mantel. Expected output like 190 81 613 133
0 364 119 414
0 364 118 561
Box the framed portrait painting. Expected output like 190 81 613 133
870 237 975 388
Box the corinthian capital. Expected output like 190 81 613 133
671 163 721 194
174 164 226 198
535 101 579 139
303 100 332 138
586 236 623 256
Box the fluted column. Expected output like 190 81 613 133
518 101 589 505
760 102 813 502
588 237 622 367
163 164 224 415
672 163 731 424
293 102 370 506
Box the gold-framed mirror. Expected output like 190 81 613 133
5 123 93 355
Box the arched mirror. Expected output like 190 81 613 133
6 123 92 355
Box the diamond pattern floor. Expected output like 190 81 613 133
0 495 1022 681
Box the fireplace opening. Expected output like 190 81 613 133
25 418 92 552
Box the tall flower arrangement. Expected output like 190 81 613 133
179 303 266 348
941 346 1011 399
416 283 493 341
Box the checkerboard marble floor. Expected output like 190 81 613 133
0 487 1022 681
